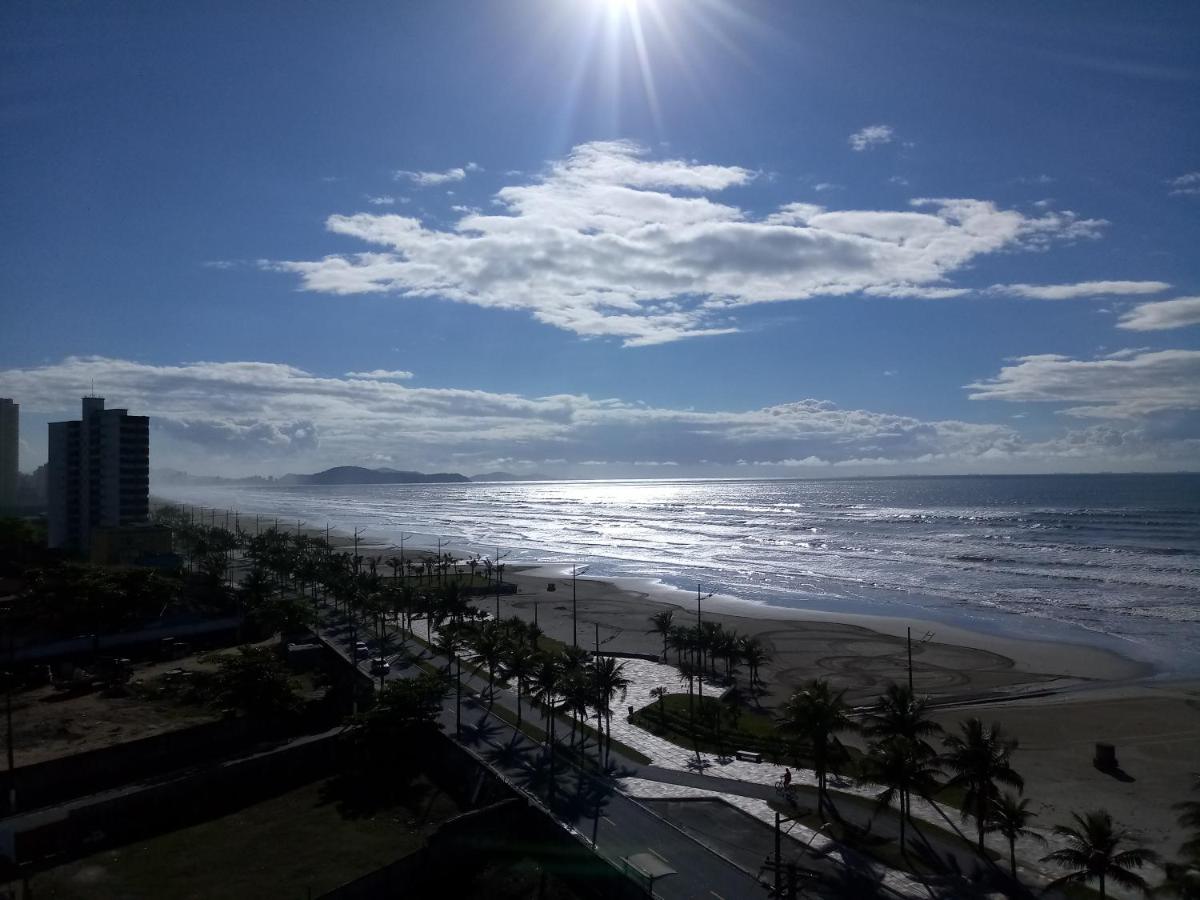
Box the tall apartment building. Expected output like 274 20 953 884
48 397 150 552
0 398 17 511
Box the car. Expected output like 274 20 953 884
370 657 390 675
353 641 369 659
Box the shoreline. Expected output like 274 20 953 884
153 494 1157 694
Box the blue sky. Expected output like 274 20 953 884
2 0 1198 477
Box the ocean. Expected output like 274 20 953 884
157 474 1200 674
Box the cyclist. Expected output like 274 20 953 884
782 768 792 791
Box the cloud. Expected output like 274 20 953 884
269 141 1111 346
366 195 396 206
395 163 479 187
344 369 415 380
989 280 1171 300
1118 296 1200 331
967 349 1200 418
5 356 1194 474
848 124 895 151
1167 172 1200 197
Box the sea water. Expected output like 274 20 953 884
158 474 1200 673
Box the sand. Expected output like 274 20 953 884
154 498 1199 859
492 565 1197 861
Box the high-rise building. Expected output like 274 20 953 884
0 398 17 511
48 397 150 551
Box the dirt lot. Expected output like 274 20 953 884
9 642 297 767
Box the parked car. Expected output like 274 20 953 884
353 641 370 659
370 657 390 675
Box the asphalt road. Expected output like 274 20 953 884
318 608 768 900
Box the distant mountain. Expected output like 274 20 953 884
154 466 470 486
284 466 470 485
471 471 552 482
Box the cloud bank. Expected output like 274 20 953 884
2 356 1195 477
967 349 1200 419
273 140 1109 346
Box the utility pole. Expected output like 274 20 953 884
572 565 578 648
774 811 782 899
594 621 600 657
907 627 913 693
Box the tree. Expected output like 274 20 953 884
432 622 467 737
470 622 506 706
1156 776 1200 899
650 686 668 727
861 682 944 848
502 642 537 727
778 679 857 817
1041 809 1159 900
530 653 563 785
1177 775 1200 859
211 647 299 719
940 718 1024 853
648 609 675 660
739 636 770 688
589 655 629 763
987 791 1043 879
858 735 942 853
864 683 943 753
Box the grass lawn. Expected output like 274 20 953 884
631 692 800 763
769 789 1001 878
33 775 460 900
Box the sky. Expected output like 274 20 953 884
1 0 1198 478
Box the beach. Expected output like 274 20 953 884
495 565 1198 860
156 493 1200 860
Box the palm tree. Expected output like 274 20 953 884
987 791 1043 879
1041 809 1159 900
778 679 857 817
1155 860 1200 899
502 643 537 728
648 609 675 660
940 718 1024 853
650 686 668 727
864 683 943 753
431 622 467 737
530 653 562 753
1177 775 1200 859
590 656 629 762
562 670 592 752
470 622 505 706
739 636 770 688
858 735 942 853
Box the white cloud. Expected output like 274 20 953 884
990 280 1171 300
270 141 1111 346
967 349 1200 418
5 356 1193 474
366 195 396 206
848 124 895 151
1118 296 1200 331
344 369 415 380
395 164 478 187
813 182 842 192
1167 172 1200 197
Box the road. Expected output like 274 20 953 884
317 606 771 900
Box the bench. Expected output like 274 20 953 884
735 750 762 763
